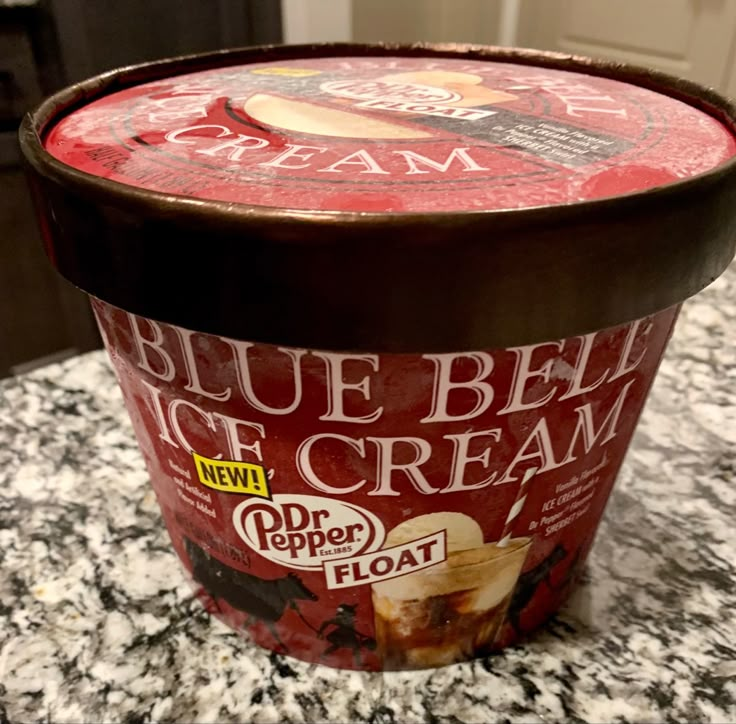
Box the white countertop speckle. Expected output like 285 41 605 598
1 264 735 723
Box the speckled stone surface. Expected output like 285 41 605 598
1 263 734 724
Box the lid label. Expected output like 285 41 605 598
46 56 736 212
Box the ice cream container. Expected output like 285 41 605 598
20 44 736 670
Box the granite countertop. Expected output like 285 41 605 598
1 265 735 724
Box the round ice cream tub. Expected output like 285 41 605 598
20 44 736 670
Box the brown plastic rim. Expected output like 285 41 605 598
19 42 736 352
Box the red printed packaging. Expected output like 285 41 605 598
21 45 736 669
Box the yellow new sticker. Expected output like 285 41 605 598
192 452 270 499
251 67 321 77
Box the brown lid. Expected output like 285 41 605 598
19 43 736 351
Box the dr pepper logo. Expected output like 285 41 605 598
233 494 385 571
320 79 462 104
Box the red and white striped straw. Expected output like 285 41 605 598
497 467 537 547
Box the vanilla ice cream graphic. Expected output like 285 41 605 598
371 512 531 669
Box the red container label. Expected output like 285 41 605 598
46 57 735 212
92 299 678 669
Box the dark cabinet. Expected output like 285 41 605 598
0 0 281 377
50 0 281 83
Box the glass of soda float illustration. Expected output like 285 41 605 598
373 469 536 669
20 44 736 670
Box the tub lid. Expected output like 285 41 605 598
20 45 736 351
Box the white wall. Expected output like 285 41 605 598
282 0 522 47
281 0 352 44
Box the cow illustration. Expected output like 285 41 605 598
184 537 318 651
317 603 376 666
507 543 568 635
